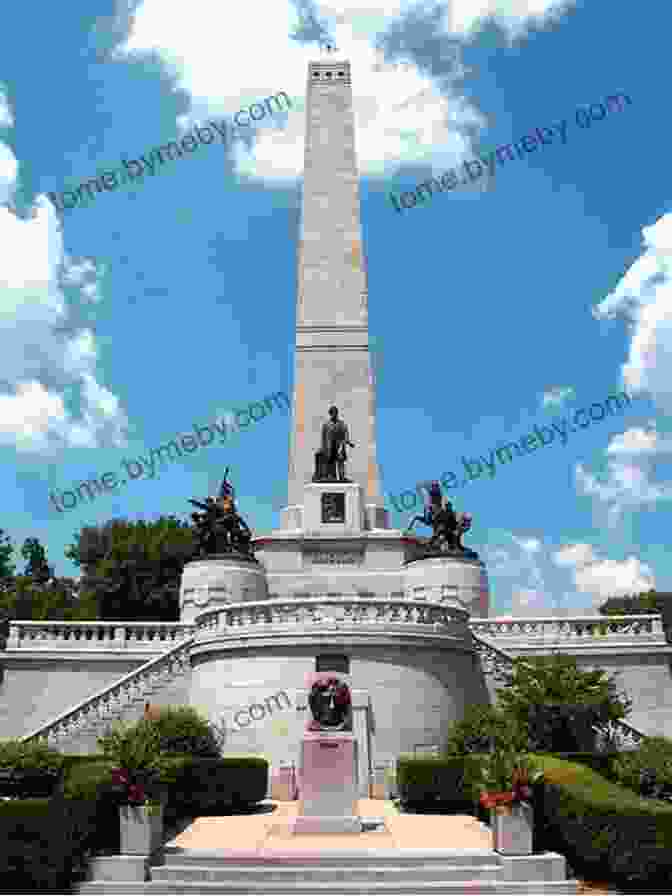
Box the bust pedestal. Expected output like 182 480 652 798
291 732 361 834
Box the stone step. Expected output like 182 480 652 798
152 861 505 884
76 878 580 895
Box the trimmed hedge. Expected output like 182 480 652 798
550 752 621 780
163 756 269 818
0 797 80 892
0 752 270 891
532 754 672 887
397 756 474 810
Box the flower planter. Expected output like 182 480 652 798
119 803 164 856
491 802 534 855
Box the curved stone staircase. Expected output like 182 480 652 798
21 635 195 753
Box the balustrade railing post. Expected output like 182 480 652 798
7 623 20 649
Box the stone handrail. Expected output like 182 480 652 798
470 614 664 641
6 620 197 650
471 631 646 749
21 636 196 745
194 596 467 633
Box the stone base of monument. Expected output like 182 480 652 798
290 731 362 835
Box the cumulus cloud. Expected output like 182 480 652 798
0 85 13 130
0 107 130 455
552 543 655 606
483 531 551 616
110 0 578 184
576 422 672 525
593 213 672 413
582 214 672 523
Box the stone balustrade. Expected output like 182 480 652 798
194 595 468 635
4 613 664 652
6 621 198 650
471 614 664 641
21 636 196 746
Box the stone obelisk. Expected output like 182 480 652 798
282 58 387 532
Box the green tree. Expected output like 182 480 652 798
599 589 672 632
0 529 15 579
495 654 632 747
20 537 53 584
65 515 197 621
445 703 528 755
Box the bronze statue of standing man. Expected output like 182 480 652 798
318 406 354 482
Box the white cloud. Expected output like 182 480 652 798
0 85 13 130
606 423 672 458
551 543 655 606
111 0 577 184
593 213 672 413
0 130 130 455
575 423 672 524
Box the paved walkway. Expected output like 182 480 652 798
166 800 622 892
167 799 493 852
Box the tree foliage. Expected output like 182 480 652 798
20 537 53 584
445 703 528 755
0 529 15 578
0 575 95 621
598 589 672 632
64 515 197 621
496 654 632 737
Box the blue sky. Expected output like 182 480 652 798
0 0 669 617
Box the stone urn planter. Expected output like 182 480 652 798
491 802 534 855
478 753 543 857
119 802 164 856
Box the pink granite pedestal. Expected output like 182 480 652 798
291 732 361 834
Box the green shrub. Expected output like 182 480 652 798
0 798 75 891
135 705 222 758
532 753 672 887
445 704 529 755
0 738 64 772
610 735 672 801
164 756 268 817
496 655 631 745
396 757 470 808
549 751 620 779
527 703 605 753
96 719 163 769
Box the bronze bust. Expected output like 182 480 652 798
307 675 352 731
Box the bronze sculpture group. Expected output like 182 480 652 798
188 467 255 559
404 480 476 558
186 412 476 561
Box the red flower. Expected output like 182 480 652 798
111 768 130 787
127 783 146 805
479 791 514 810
